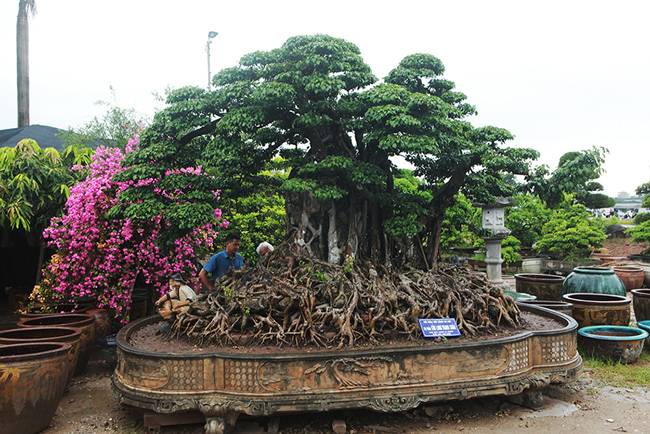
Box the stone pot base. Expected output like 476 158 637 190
112 306 582 434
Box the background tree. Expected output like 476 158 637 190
16 0 36 127
534 204 606 260
115 35 540 272
525 147 609 208
0 139 93 283
58 87 150 150
504 194 552 247
574 181 616 209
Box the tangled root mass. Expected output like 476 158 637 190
171 247 521 348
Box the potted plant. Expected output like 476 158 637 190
534 204 606 273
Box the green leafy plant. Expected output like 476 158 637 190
535 204 606 261
633 212 650 225
627 220 650 255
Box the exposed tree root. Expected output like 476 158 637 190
171 246 521 348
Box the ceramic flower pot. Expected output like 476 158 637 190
613 266 645 291
640 263 650 287
18 313 95 375
562 266 626 297
516 300 573 316
515 273 565 301
87 308 112 341
0 326 82 386
563 293 631 328
631 289 650 323
0 342 70 434
578 325 648 364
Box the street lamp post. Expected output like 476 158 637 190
206 31 218 91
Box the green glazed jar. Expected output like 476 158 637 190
562 266 626 297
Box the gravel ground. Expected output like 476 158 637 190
41 349 650 434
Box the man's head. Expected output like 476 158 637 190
169 273 187 286
256 242 274 256
225 233 241 257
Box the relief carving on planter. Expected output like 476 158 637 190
121 357 169 389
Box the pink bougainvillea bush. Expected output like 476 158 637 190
44 135 227 321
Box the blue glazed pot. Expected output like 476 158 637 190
578 325 648 364
562 266 626 297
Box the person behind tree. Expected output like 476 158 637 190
154 273 197 320
256 242 274 256
199 233 244 291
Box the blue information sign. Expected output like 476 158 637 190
418 318 461 338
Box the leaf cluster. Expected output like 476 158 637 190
535 204 606 260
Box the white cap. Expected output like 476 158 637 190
256 242 274 255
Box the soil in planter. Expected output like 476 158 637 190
128 311 563 355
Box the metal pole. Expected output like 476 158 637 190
206 31 218 91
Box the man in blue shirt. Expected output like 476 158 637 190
199 233 244 291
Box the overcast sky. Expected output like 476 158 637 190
2 0 649 198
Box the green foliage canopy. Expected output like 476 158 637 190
113 35 541 269
0 139 92 232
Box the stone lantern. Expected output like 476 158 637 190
475 197 514 290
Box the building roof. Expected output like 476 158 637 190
0 124 66 151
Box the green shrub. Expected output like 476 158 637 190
633 212 650 225
535 204 606 261
501 235 522 266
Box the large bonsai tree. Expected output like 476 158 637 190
114 35 539 272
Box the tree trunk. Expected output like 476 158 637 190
17 5 30 127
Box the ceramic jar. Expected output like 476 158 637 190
515 273 565 301
87 308 112 341
18 313 96 375
577 325 648 364
631 289 650 322
562 266 626 297
563 293 631 328
0 326 82 386
0 342 70 434
613 266 645 291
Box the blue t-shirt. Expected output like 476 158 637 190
203 250 244 280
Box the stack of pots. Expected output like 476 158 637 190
0 326 82 386
18 313 96 375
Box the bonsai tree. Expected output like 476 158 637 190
109 35 539 346
535 204 606 261
525 148 609 208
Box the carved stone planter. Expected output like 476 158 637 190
112 306 583 434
